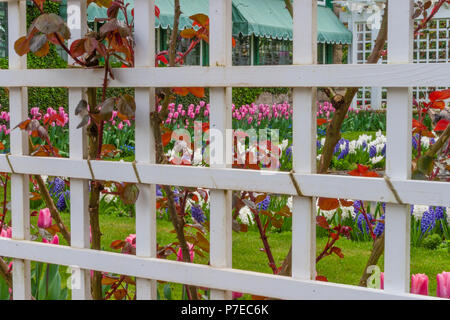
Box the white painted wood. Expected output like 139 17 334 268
69 88 91 300
209 0 232 300
291 0 317 281
67 0 87 65
134 0 157 301
0 238 438 300
385 0 414 294
67 0 90 300
0 64 448 88
8 0 30 300
1 155 450 207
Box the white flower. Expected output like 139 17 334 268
320 209 336 221
341 206 354 219
239 206 254 225
376 130 382 138
317 154 322 161
287 196 293 210
420 136 431 149
281 139 289 151
412 205 428 220
376 143 385 154
349 140 357 154
370 155 383 164
321 137 326 146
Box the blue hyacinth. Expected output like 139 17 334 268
316 140 321 150
357 213 373 234
374 214 385 236
258 196 271 211
49 177 65 197
285 146 292 161
191 205 205 223
381 144 386 156
362 141 367 150
369 145 377 158
56 190 69 212
381 202 386 213
420 209 436 234
156 185 162 197
434 206 445 220
353 200 362 216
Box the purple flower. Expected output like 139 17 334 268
258 196 271 211
191 205 205 223
362 141 367 150
156 185 162 197
420 209 436 234
369 145 377 158
337 144 349 160
434 206 445 220
381 144 386 156
357 213 373 234
285 146 292 161
316 140 322 149
56 190 69 212
353 200 363 216
374 214 385 236
49 177 65 196
412 135 418 150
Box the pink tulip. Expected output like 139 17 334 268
437 271 450 299
380 272 384 289
177 243 195 262
411 273 428 295
118 122 124 130
38 208 52 229
42 235 59 245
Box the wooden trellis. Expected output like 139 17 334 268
0 0 449 300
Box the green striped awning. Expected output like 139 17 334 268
87 0 352 44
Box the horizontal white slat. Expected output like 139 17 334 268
0 64 449 88
0 238 436 300
0 155 448 207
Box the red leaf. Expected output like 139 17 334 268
430 101 446 110
316 216 330 229
232 37 236 48
172 87 189 96
110 240 125 250
429 89 450 101
188 87 205 98
162 129 173 147
348 164 379 177
318 197 340 211
315 275 328 282
331 246 344 258
434 119 449 132
155 6 160 18
339 199 354 207
70 39 86 57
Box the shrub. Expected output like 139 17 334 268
422 234 442 250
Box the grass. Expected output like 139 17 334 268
25 213 447 299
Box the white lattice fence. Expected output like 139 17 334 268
0 0 449 300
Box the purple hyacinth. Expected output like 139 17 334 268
412 135 418 150
191 205 205 223
56 190 69 212
420 209 436 234
353 200 362 216
430 138 435 145
258 196 271 211
357 213 373 234
369 145 377 158
374 214 385 236
362 141 367 150
49 177 65 196
316 140 322 150
285 146 292 161
381 144 386 156
156 185 163 197
381 202 386 213
434 206 445 220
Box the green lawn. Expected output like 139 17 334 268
40 213 448 299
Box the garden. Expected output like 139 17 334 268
0 0 449 301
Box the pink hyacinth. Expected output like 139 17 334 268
411 273 428 295
437 271 450 299
0 226 12 238
38 208 52 229
177 243 195 262
42 235 59 245
125 234 136 249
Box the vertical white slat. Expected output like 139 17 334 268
8 0 30 300
209 0 232 300
291 0 317 281
134 0 157 300
385 0 413 294
67 0 91 300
